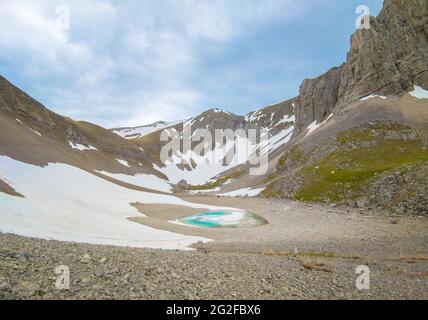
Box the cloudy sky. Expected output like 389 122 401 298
0 0 383 128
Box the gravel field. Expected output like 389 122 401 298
1 197 427 300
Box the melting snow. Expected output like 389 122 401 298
116 159 130 167
245 110 263 122
303 113 334 139
219 188 265 197
275 114 296 126
0 156 241 250
212 108 231 115
68 141 97 151
95 171 172 193
258 126 294 154
306 121 321 136
28 127 42 136
409 86 428 99
361 94 387 101
154 135 257 185
113 120 185 139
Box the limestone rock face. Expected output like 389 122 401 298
293 0 428 135
337 0 428 106
295 66 342 133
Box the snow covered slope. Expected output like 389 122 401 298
0 156 240 250
112 120 186 139
119 105 297 186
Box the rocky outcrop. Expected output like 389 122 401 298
337 0 428 106
293 0 428 135
295 66 342 133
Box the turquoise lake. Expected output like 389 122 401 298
177 209 267 228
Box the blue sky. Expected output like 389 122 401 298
0 0 383 128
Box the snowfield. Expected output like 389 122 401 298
68 141 97 151
219 188 265 197
0 156 239 250
112 120 185 139
409 86 428 100
95 171 173 193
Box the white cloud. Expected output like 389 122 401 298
180 0 302 41
0 0 302 127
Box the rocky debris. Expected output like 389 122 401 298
0 282 12 297
356 198 368 209
0 233 426 300
81 254 91 264
0 248 17 258
366 164 428 216
12 281 41 298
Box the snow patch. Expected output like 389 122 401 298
258 126 294 154
219 188 265 197
95 171 172 193
0 156 241 250
361 94 387 101
28 127 42 136
68 141 97 151
303 113 334 139
275 114 296 126
212 108 231 115
116 159 130 167
113 120 185 139
409 86 428 99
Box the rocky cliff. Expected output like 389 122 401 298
295 66 342 133
262 0 428 215
293 0 428 135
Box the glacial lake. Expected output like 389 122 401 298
176 209 267 228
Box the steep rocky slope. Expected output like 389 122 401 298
261 0 428 215
293 0 428 133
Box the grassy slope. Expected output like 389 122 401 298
263 122 428 205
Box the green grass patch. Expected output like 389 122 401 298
294 124 428 203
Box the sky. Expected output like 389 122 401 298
0 0 384 128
